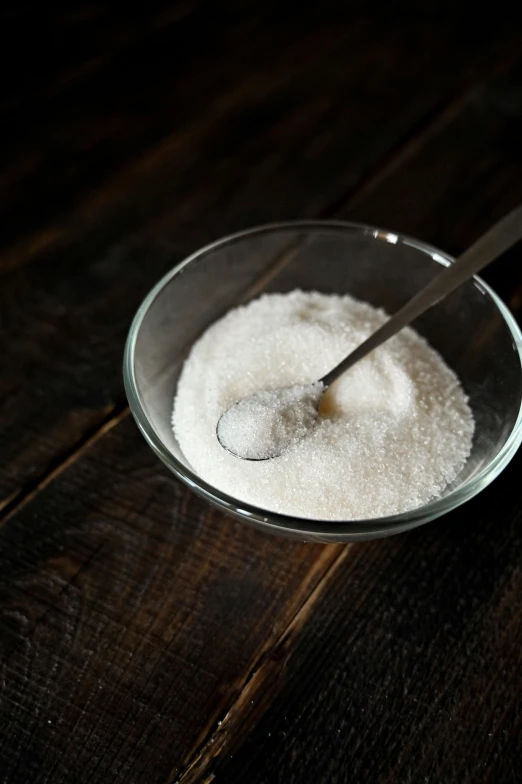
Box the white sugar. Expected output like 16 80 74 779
172 290 474 520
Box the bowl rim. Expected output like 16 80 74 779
123 219 522 538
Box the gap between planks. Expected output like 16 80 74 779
0 406 129 525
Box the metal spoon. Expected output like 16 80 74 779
217 206 522 460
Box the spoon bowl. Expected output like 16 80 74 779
217 383 323 460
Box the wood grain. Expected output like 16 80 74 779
1 5 521 508
1 32 522 784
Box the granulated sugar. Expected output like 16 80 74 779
172 290 474 520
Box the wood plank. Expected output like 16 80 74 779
0 416 344 783
1 9 521 508
175 63 522 784
1 52 522 784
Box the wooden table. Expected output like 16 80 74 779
1 4 521 783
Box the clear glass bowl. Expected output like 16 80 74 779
124 222 522 542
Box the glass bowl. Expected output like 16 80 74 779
124 222 522 542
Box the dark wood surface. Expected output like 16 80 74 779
1 4 521 783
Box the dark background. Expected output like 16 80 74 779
0 3 521 783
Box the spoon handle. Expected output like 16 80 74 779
320 205 522 388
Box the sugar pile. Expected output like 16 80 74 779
172 290 474 520
217 382 324 460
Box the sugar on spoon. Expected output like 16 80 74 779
217 206 522 461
